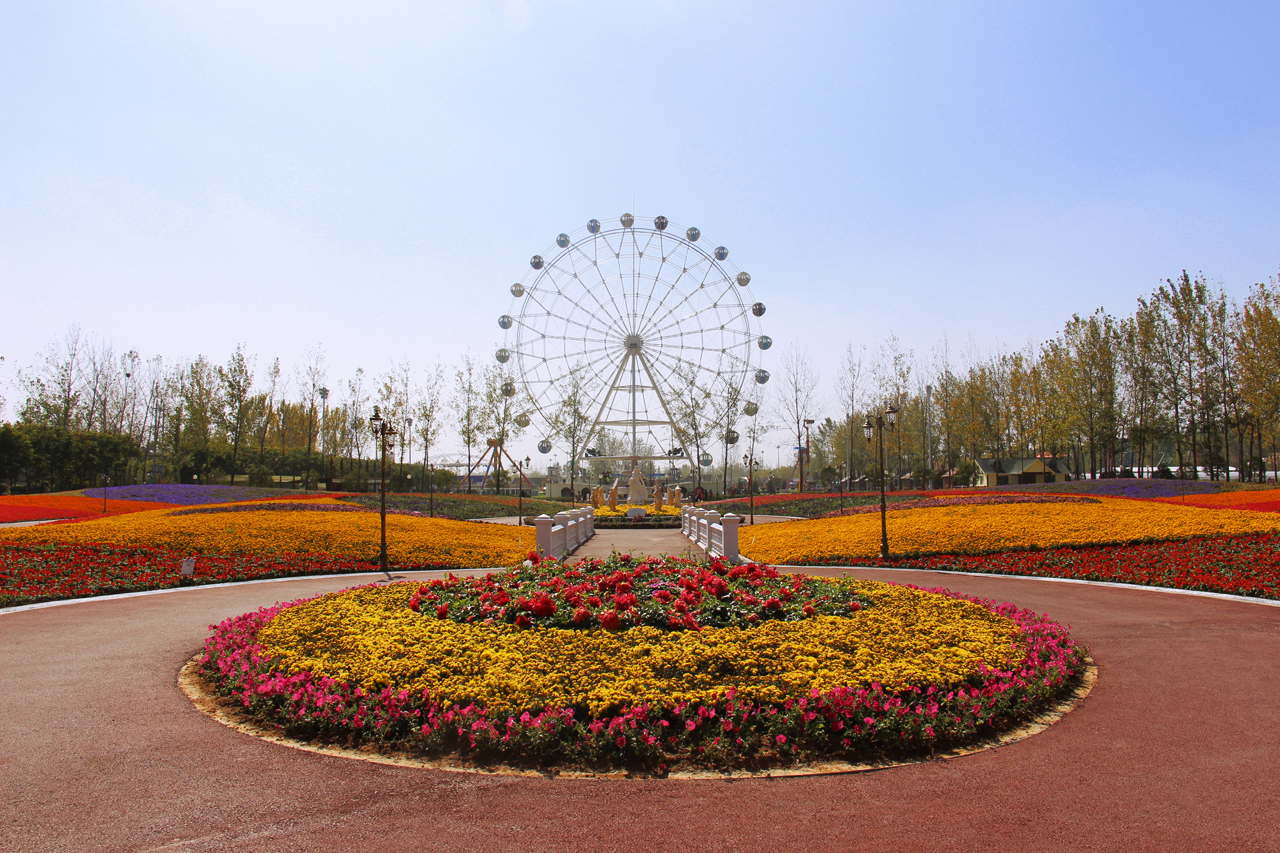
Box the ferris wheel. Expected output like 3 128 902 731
496 213 771 473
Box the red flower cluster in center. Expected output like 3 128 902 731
406 553 868 631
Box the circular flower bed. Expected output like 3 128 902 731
198 555 1089 774
591 503 684 529
593 503 682 518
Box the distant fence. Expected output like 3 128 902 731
680 507 740 562
533 509 595 560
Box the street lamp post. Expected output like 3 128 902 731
406 418 413 476
801 418 815 494
427 440 435 518
319 386 329 486
837 462 846 513
517 455 530 544
369 406 398 578
864 404 898 559
743 453 761 525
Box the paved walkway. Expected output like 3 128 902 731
570 528 706 561
475 512 792 562
3 569 1279 852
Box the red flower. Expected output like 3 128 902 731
850 601 862 612
802 604 816 616
527 551 541 565
573 607 590 624
515 613 533 629
408 595 421 612
435 603 449 618
599 610 622 631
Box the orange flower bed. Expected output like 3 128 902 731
1150 489 1280 513
0 495 175 523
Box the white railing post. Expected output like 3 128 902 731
703 510 720 550
534 514 554 557
554 511 572 551
677 507 739 562
719 513 740 562
571 508 585 548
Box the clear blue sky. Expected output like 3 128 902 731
2 1 1277 461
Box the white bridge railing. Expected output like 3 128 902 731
680 506 741 562
533 508 595 560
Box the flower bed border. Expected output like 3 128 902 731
180 654 1095 779
195 577 1090 776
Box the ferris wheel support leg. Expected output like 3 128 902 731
500 446 536 490
574 350 633 472
637 351 697 472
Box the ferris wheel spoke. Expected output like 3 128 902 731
649 301 726 338
543 254 630 333
548 275 627 335
525 283 624 341
654 343 751 378
645 282 717 334
575 269 633 333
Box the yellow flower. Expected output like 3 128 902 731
0 505 526 567
593 503 682 518
741 496 1280 564
257 579 1017 715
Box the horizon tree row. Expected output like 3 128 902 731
3 266 1278 493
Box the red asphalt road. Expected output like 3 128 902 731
3 568 1279 853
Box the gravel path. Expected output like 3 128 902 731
2 568 1278 852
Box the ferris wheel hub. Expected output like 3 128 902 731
624 334 644 352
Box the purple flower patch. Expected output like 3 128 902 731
82 484 301 505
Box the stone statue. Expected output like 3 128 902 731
653 485 664 511
608 482 619 511
627 466 650 502
671 485 682 506
590 486 602 508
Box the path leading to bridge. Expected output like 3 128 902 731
2 569 1278 852
570 527 705 561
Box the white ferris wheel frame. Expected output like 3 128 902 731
497 214 771 475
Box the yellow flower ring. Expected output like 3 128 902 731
199 555 1088 773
